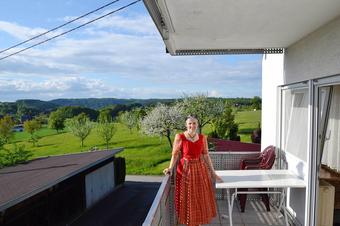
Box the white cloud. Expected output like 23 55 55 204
0 21 47 41
0 11 262 101
0 76 188 101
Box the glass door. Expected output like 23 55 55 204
313 76 340 226
278 81 311 225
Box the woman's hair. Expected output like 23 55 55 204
186 115 198 122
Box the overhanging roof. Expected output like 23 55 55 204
143 0 340 55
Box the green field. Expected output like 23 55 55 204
235 110 261 142
4 110 261 175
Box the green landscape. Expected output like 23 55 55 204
2 109 261 175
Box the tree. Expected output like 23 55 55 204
67 113 93 147
0 115 15 144
119 110 138 133
228 123 240 141
16 102 28 122
56 106 99 121
0 137 5 151
23 119 42 146
210 104 237 139
176 94 224 132
141 103 185 148
97 115 116 150
132 107 146 131
98 109 113 123
251 96 262 110
35 114 48 125
48 111 65 133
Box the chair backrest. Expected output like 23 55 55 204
259 145 276 169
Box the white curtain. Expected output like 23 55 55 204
284 89 309 161
322 85 340 172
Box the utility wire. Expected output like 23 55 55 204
0 0 141 61
0 0 120 55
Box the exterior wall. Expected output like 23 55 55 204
285 15 340 83
0 155 119 226
85 162 115 208
1 172 86 226
281 13 340 226
261 53 284 149
263 16 340 226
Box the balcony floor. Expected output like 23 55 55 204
205 199 288 226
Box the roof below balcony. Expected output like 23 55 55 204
143 0 340 55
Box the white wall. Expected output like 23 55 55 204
285 15 340 83
264 14 340 226
85 162 115 208
261 53 284 149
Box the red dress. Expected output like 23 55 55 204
175 133 217 225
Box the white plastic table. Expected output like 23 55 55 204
215 170 306 226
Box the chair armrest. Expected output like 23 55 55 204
244 164 261 170
240 157 262 169
243 158 262 164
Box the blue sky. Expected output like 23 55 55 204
0 0 262 102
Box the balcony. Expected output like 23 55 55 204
143 151 297 226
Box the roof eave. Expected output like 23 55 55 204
143 0 284 55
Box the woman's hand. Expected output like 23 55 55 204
163 167 173 176
214 173 223 183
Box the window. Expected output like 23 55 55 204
321 85 340 172
282 87 309 162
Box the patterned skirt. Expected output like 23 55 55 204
175 158 217 226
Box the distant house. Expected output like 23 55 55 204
12 124 23 132
0 149 125 226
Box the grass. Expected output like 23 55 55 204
5 123 171 175
4 110 261 175
235 110 261 142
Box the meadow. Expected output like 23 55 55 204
5 110 261 175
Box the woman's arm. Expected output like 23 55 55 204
163 134 182 176
202 135 223 182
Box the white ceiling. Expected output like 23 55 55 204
144 0 340 55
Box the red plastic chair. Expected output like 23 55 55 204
238 145 276 212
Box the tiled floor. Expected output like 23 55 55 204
207 199 288 226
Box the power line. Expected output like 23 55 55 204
0 0 120 55
0 0 141 61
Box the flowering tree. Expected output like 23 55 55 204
119 110 138 133
175 94 224 132
141 104 185 148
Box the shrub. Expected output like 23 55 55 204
0 144 32 168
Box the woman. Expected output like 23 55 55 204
163 115 223 226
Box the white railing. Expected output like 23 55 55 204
143 151 260 226
142 174 175 226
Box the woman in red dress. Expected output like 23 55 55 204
163 115 222 226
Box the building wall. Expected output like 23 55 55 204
1 157 118 226
261 53 284 149
284 15 340 83
85 162 115 208
262 12 340 226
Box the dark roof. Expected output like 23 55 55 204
208 138 261 152
70 181 160 226
0 149 123 212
